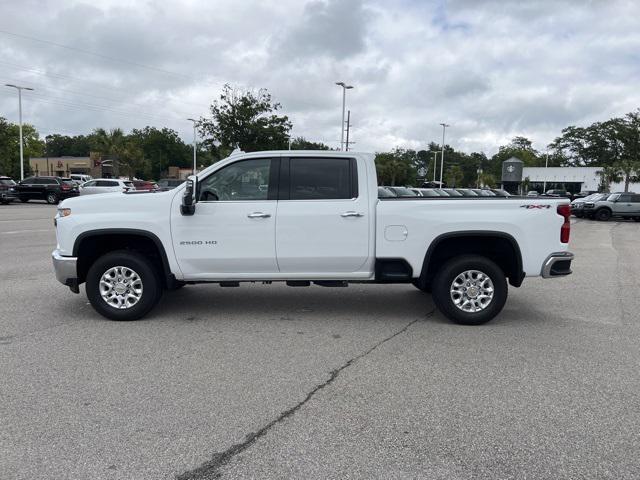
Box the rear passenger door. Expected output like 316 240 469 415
616 194 635 215
275 156 371 274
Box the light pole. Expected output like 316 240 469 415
5 84 34 180
543 150 549 193
335 81 353 151
439 123 449 186
431 151 439 182
187 118 197 175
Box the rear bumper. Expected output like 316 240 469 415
541 252 574 278
52 249 79 292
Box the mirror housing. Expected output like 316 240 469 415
181 176 196 216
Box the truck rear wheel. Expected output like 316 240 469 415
86 250 162 321
432 255 507 325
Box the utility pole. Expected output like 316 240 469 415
335 82 353 150
187 118 197 174
5 84 34 180
439 123 450 186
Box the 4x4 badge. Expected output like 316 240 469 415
520 205 551 209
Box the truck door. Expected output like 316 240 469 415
275 156 370 274
171 157 279 277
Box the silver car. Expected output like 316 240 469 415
80 179 135 195
583 192 640 221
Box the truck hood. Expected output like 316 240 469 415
59 190 176 213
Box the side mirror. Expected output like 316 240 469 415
181 177 196 216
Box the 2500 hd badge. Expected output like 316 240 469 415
179 240 217 245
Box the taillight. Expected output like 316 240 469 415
557 204 571 243
61 183 71 191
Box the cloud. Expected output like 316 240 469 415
0 0 638 155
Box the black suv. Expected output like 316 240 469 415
15 176 79 204
1 176 18 204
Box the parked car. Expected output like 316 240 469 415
573 190 598 200
384 186 418 197
472 189 496 196
545 189 573 200
53 150 573 326
456 189 479 197
157 178 185 191
377 186 397 198
80 179 135 196
414 188 443 197
132 180 158 191
442 188 463 197
491 189 512 197
527 191 539 196
15 176 79 204
70 174 93 185
582 192 640 221
570 192 608 218
0 176 18 204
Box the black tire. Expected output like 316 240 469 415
431 255 507 325
411 278 431 293
19 197 29 203
574 212 583 218
86 250 162 321
46 192 59 205
595 208 611 221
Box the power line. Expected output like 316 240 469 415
0 29 193 80
0 60 211 110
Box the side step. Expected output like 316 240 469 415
286 280 310 287
313 281 348 287
219 281 240 287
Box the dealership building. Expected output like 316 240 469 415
501 157 639 194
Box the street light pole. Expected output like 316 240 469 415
439 123 450 186
187 118 197 175
5 84 34 180
335 81 353 151
431 151 438 182
543 150 549 193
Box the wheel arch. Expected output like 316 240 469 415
73 229 174 288
419 231 524 288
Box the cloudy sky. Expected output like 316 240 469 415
1 0 639 154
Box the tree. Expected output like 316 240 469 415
129 126 191 179
375 148 417 186
596 165 623 192
0 117 44 179
199 84 292 159
90 128 125 157
445 165 464 187
289 137 331 150
117 140 145 179
478 172 496 188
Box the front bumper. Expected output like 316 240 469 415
52 249 79 293
1 191 17 202
541 252 574 278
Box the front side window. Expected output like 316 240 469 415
83 181 96 187
199 158 271 201
289 158 352 200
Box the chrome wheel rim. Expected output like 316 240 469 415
99 266 143 309
450 270 494 313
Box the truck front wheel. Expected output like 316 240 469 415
86 250 162 321
432 255 507 325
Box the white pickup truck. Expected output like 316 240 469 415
52 150 574 325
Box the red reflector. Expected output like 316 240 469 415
557 204 571 243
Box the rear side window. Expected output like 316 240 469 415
287 158 355 200
619 194 633 202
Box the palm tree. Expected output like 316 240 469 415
596 165 623 192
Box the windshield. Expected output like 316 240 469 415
606 193 621 201
0 179 16 186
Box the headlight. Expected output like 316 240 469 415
57 207 72 217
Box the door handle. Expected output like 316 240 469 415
341 211 364 217
247 212 271 218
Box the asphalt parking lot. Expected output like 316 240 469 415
2 202 640 480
